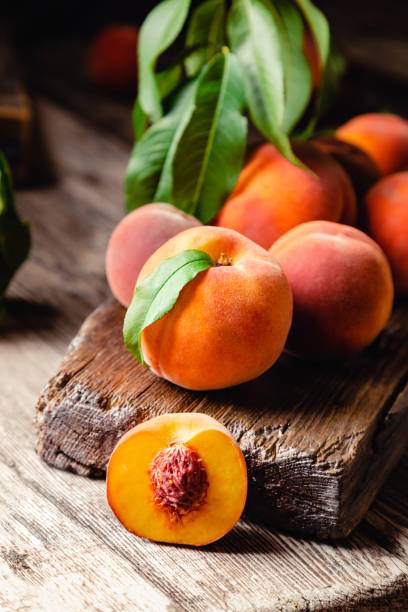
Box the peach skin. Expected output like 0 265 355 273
336 113 408 176
270 221 394 360
136 226 293 390
106 203 200 307
313 136 380 199
364 171 408 295
215 141 348 248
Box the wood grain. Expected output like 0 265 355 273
1 98 407 610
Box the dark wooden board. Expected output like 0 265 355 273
35 297 408 540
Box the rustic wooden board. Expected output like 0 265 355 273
35 294 408 540
1 97 407 611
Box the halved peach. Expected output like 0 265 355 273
107 413 248 546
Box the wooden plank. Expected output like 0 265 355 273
35 298 408 540
1 98 407 610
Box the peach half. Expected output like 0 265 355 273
107 413 248 546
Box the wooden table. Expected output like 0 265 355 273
1 38 407 610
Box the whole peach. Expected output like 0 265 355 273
364 172 408 295
88 25 139 92
215 142 348 249
106 203 200 307
270 221 394 360
336 113 408 176
138 226 293 390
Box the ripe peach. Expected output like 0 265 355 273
107 413 248 546
313 136 380 199
336 113 408 176
270 221 394 360
215 142 348 249
138 226 293 390
88 25 139 92
364 172 408 295
106 203 200 308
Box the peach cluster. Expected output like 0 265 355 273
104 111 408 547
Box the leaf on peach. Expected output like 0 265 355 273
123 249 214 365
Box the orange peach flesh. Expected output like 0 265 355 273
107 413 248 546
138 226 293 390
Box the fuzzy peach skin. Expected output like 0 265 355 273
107 413 247 546
137 226 293 390
106 203 200 307
270 221 394 360
336 113 408 176
364 172 408 295
215 142 347 249
313 136 380 199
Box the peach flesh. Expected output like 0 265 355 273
106 412 248 546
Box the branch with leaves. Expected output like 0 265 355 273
126 0 344 223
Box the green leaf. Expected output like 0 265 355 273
227 0 300 166
132 63 183 142
0 153 30 298
132 99 149 142
124 249 213 365
169 50 247 222
157 63 184 101
317 38 346 119
296 38 345 139
292 0 330 67
185 0 226 77
125 79 198 212
138 0 191 122
275 0 312 133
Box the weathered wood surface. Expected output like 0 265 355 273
1 94 407 609
35 297 408 540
